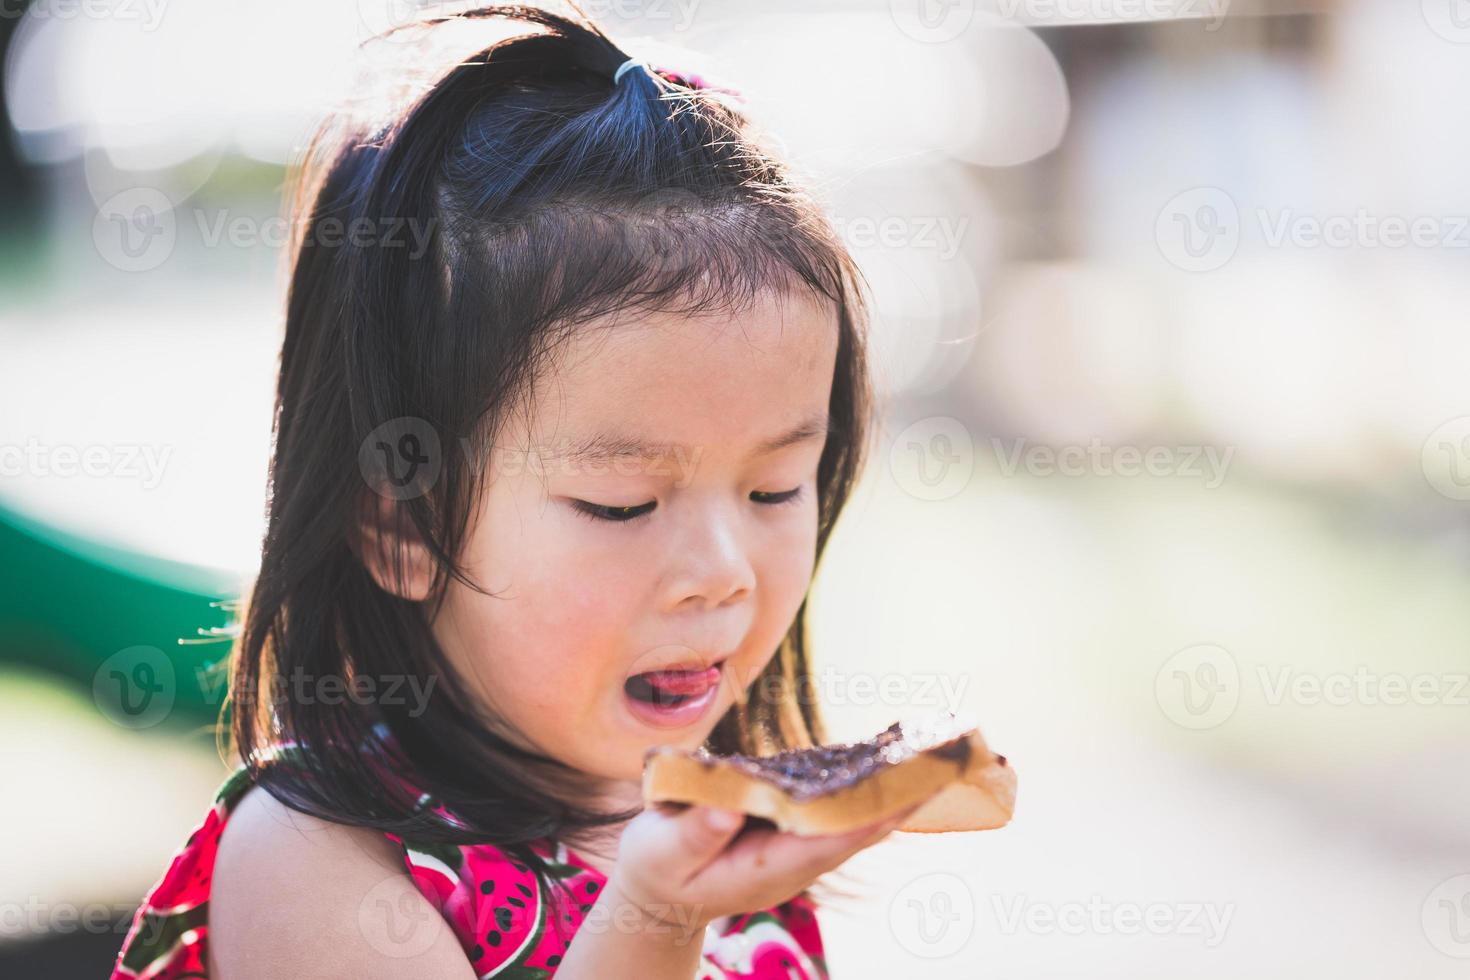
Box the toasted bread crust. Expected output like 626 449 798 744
643 722 1016 836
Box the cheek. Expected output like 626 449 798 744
478 576 632 694
761 499 820 598
738 504 820 668
470 481 644 622
440 579 622 755
440 492 643 713
513 536 645 649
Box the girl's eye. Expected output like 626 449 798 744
569 487 805 524
752 486 804 507
570 499 657 523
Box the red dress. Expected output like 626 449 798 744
109 753 827 979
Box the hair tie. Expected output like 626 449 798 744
613 58 646 85
612 55 744 102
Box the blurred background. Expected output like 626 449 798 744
3 0 1469 976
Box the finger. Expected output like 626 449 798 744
707 805 916 881
647 804 747 883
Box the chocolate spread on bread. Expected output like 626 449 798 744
680 715 975 803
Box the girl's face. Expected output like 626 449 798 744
432 288 839 790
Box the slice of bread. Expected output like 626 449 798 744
642 713 1016 836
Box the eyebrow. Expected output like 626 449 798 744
544 411 831 467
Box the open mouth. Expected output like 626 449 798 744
624 667 721 707
622 663 726 728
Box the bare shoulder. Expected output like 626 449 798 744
208 782 476 980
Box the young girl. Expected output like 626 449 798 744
111 5 910 978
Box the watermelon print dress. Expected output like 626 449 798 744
108 752 828 979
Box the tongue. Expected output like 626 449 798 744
636 667 720 697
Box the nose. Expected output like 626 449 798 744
663 501 756 611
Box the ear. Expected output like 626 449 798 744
354 490 436 602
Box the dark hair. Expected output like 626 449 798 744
222 1 874 924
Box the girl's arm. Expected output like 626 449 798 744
554 803 913 980
550 875 708 979
208 784 478 980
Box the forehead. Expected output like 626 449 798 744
514 289 839 457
